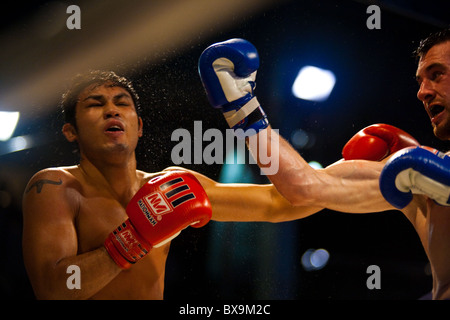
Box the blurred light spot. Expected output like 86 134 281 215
291 129 309 148
308 161 323 169
0 135 34 156
301 248 330 271
292 66 336 102
290 129 316 149
310 249 329 268
218 148 255 183
0 112 20 141
9 136 28 153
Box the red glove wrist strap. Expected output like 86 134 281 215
104 221 151 270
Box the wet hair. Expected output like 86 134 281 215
60 70 141 129
414 28 450 60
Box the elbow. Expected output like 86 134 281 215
265 184 319 223
272 179 316 207
32 282 61 300
31 276 66 300
28 266 84 300
281 188 308 207
267 167 321 207
33 284 84 300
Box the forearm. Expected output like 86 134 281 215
315 160 394 213
31 247 121 300
204 181 322 222
248 127 393 213
247 127 322 205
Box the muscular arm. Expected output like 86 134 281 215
22 169 120 299
248 127 395 213
196 39 400 217
163 167 322 222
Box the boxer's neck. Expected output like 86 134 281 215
78 154 141 202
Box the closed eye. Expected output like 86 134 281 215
113 93 133 107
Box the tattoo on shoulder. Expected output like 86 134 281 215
26 179 63 194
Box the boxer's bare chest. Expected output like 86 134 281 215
72 178 170 299
75 188 128 253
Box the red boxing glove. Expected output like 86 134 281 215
342 124 419 161
104 170 212 269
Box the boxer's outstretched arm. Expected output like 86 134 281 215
22 169 121 299
249 127 394 214
196 39 393 215
162 167 322 222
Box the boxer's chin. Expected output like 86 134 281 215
433 122 450 141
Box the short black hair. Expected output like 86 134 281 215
414 28 450 60
60 70 140 128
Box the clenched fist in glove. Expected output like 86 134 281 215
198 38 269 139
104 170 212 269
342 123 419 161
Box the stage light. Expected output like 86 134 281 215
291 128 315 149
8 136 28 153
0 135 32 156
301 248 330 271
310 248 329 269
292 66 336 102
308 161 323 169
0 112 20 141
218 147 255 183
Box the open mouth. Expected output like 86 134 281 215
429 104 445 118
104 120 125 133
105 125 124 132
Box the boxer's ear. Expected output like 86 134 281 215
138 117 143 138
62 123 77 142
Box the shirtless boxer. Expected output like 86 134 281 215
22 70 325 300
198 31 450 299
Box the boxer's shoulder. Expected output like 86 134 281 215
23 167 81 218
25 166 80 196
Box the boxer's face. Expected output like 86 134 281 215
416 41 450 140
62 82 143 158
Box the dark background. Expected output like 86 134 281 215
1 0 450 300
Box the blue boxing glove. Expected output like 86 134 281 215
198 38 269 139
379 146 450 209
